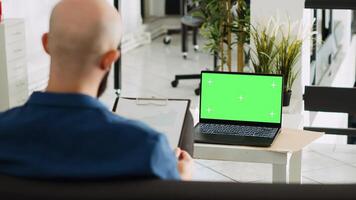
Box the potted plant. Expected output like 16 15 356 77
250 24 279 74
275 32 302 106
250 20 303 106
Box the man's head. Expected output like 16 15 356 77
43 0 122 97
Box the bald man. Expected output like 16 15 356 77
0 0 192 181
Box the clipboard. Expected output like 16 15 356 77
113 97 194 153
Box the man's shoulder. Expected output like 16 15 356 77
0 106 29 134
0 106 24 121
99 109 163 139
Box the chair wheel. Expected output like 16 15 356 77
195 88 201 96
194 45 199 52
171 80 179 88
163 37 171 45
182 52 188 59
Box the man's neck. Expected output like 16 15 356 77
46 62 102 98
46 77 98 98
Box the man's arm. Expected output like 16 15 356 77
150 134 193 180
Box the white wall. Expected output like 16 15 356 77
2 0 143 92
147 0 165 17
333 10 352 52
121 0 143 35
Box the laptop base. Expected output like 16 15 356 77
194 126 280 147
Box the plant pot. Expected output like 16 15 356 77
283 90 292 107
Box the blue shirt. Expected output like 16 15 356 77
0 92 180 180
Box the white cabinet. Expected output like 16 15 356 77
0 19 29 112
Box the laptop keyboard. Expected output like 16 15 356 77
199 123 278 138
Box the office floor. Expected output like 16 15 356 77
100 34 356 184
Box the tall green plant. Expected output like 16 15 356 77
193 0 250 72
193 0 227 70
250 25 278 74
250 20 303 92
275 35 302 92
227 0 233 72
232 0 250 72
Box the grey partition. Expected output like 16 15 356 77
304 86 356 139
305 0 356 9
304 86 356 114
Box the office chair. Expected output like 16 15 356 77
163 0 204 59
171 54 218 96
163 0 206 96
304 86 356 144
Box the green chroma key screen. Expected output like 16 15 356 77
200 73 283 124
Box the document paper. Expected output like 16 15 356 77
115 98 189 149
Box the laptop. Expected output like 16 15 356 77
195 71 283 147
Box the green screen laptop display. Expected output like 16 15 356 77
200 73 283 124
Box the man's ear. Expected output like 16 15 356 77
100 50 121 71
42 33 50 55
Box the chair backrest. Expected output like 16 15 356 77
304 86 356 114
1 175 356 200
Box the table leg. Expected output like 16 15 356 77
289 150 302 184
272 163 288 184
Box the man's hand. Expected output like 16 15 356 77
175 148 193 181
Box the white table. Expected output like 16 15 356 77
194 129 322 184
195 141 301 183
191 109 322 184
